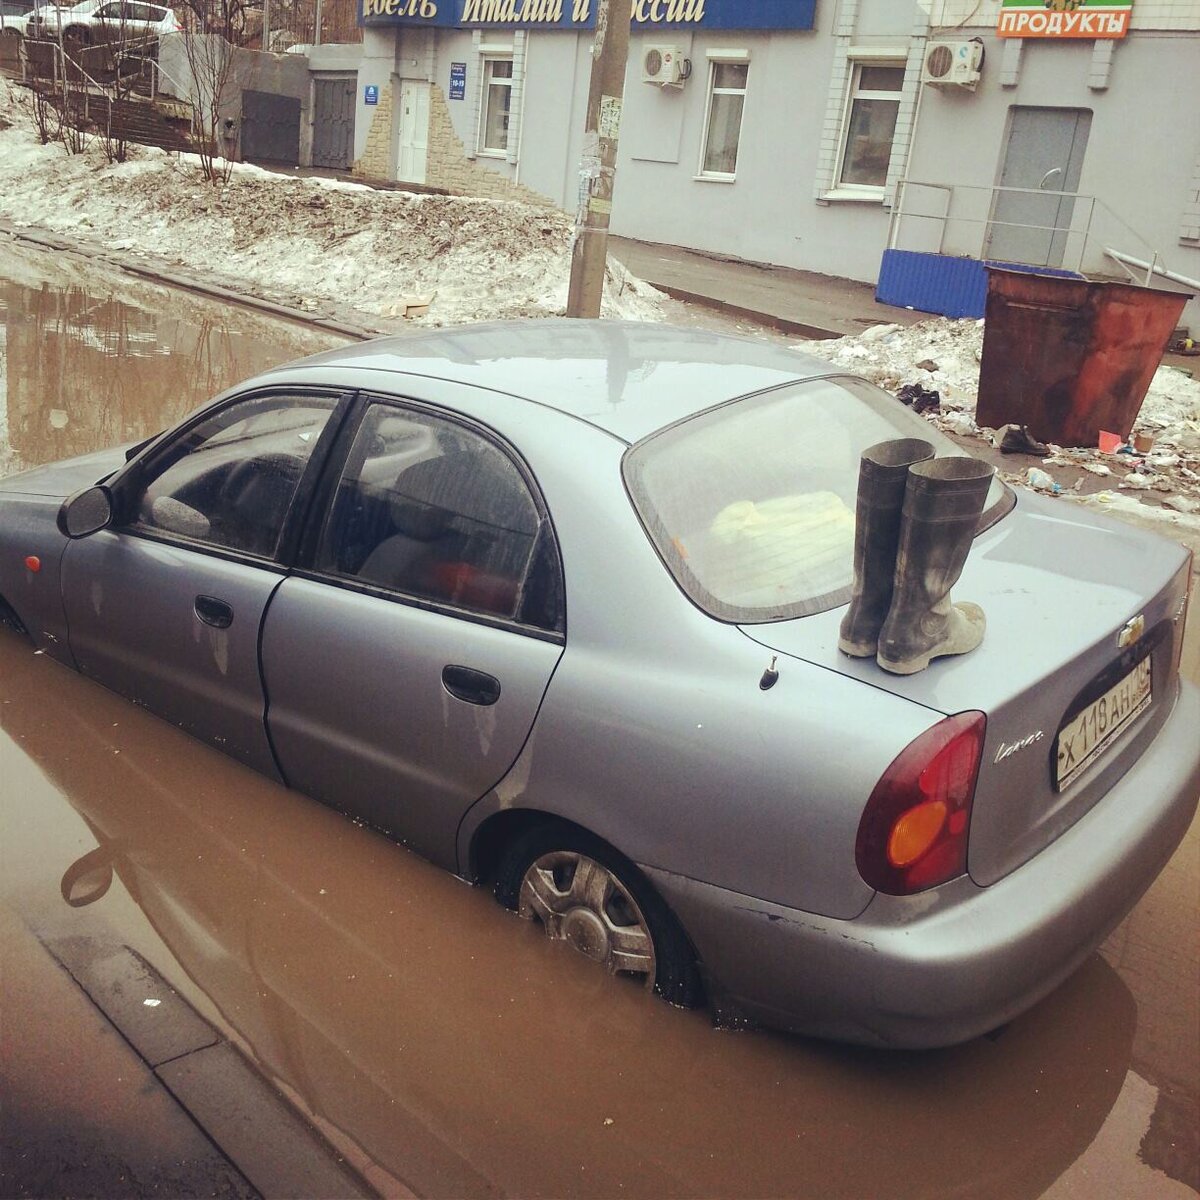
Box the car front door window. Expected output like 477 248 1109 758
133 394 337 560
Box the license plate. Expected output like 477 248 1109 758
1055 658 1152 790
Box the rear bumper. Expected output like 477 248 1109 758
646 679 1200 1049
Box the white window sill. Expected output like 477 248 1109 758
694 173 737 184
476 148 509 159
820 188 886 203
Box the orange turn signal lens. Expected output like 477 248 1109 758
887 799 948 868
24 556 41 573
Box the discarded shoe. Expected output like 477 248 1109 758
998 424 1049 456
876 456 994 675
838 438 936 657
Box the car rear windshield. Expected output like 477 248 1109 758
623 375 1009 624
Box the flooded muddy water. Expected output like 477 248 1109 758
1 244 1197 1199
0 241 343 478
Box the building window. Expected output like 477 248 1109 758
479 57 513 156
698 60 749 179
837 62 905 191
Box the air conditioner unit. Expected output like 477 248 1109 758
922 40 984 90
642 45 687 87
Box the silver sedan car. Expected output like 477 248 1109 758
2 321 1196 1048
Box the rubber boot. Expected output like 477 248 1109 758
838 438 936 657
876 457 994 676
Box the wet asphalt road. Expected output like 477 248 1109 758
1 242 1197 1198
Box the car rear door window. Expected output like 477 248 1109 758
131 394 338 560
315 404 563 632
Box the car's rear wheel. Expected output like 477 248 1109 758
493 822 702 1008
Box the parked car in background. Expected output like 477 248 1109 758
0 0 40 40
1 321 1196 1049
21 0 95 36
40 0 180 42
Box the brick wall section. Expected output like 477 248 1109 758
353 79 395 179
424 84 557 208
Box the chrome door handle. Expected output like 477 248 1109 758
1038 167 1063 190
194 595 233 629
442 665 501 706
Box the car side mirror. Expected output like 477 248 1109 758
57 484 114 539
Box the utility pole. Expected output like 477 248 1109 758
565 0 632 319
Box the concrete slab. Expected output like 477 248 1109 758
156 1043 377 1200
47 937 220 1068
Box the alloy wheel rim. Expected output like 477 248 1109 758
518 851 656 988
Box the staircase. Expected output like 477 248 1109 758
23 39 196 155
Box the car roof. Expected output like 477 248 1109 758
281 319 841 443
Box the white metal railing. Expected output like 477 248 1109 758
886 178 1173 285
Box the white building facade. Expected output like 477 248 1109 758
343 0 1200 326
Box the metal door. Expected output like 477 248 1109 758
396 79 429 184
241 88 301 166
312 76 355 170
61 534 284 779
986 107 1092 269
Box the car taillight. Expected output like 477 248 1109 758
856 711 986 895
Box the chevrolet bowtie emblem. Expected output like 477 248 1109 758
1117 614 1145 648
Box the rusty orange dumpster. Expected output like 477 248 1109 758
976 268 1191 448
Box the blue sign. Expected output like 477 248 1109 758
364 84 380 104
449 61 467 99
361 0 816 32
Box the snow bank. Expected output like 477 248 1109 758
804 317 1200 528
0 81 667 327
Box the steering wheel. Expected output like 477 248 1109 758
217 453 303 551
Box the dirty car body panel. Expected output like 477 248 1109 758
1 320 1196 1049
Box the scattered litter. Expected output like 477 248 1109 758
895 383 941 414
1120 473 1152 490
603 1118 614 1127
940 412 977 437
143 998 161 1008
1025 467 1060 493
1163 495 1200 513
1082 462 1112 476
915 359 938 372
1132 432 1156 454
1098 430 1124 454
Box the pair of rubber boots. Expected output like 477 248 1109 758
838 439 993 675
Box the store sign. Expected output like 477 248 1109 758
364 83 380 103
449 61 466 98
360 0 817 31
997 0 1133 39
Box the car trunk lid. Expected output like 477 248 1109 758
739 493 1192 887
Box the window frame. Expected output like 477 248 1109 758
696 54 750 182
295 393 566 642
108 386 352 572
833 57 907 198
477 55 514 159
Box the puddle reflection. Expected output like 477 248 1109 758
0 244 343 477
0 637 1139 1200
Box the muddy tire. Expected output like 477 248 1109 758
494 821 703 1009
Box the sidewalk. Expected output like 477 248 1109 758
607 235 927 340
0 904 379 1200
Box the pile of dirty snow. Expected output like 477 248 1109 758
805 318 1200 528
0 80 666 327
